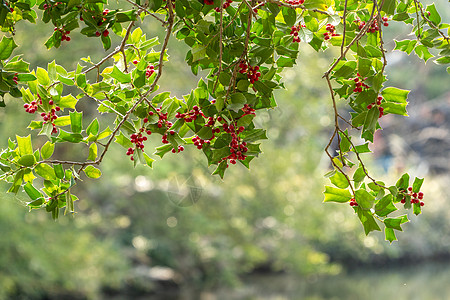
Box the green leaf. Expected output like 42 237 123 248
426 4 441 26
115 132 133 149
70 111 83 134
88 143 97 161
353 165 366 183
8 169 24 194
101 34 111 50
152 91 171 104
329 171 349 189
0 36 18 60
110 66 132 83
396 173 410 190
375 194 398 217
84 165 102 179
381 87 409 103
414 45 434 62
18 154 36 167
323 186 352 203
365 45 383 58
197 126 213 140
59 94 77 109
333 61 357 78
36 67 50 86
353 143 371 154
143 153 154 168
16 135 33 156
97 127 113 140
355 189 375 210
384 216 406 231
34 163 56 180
298 27 313 43
381 0 396 15
192 44 207 62
434 56 450 65
24 182 43 200
385 227 397 243
357 209 381 235
381 102 408 116
412 177 424 193
394 39 417 55
86 118 99 136
362 107 379 142
41 142 55 160
282 7 296 26
64 190 74 216
54 116 71 127
54 164 64 179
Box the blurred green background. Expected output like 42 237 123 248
0 2 449 299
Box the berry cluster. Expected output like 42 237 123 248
349 198 358 207
351 73 369 93
214 0 232 12
43 2 63 11
193 135 211 149
54 27 71 42
323 23 339 40
242 104 256 116
357 17 389 33
239 61 261 84
12 73 18 85
285 0 305 5
146 65 155 78
290 24 306 43
153 108 172 129
221 122 248 165
126 131 148 160
175 105 203 122
95 29 109 37
23 101 38 114
40 106 61 134
366 96 384 118
171 145 185 153
24 96 61 134
400 187 425 206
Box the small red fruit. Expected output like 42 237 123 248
102 30 109 37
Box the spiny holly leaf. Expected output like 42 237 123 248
323 186 352 203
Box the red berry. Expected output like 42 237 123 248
420 202 424 206
133 60 138 64
408 187 413 192
95 31 101 37
103 30 109 37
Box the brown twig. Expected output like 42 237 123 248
124 0 167 25
212 0 224 94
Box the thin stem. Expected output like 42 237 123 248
213 0 224 94
124 0 167 25
340 0 348 57
323 3 377 77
